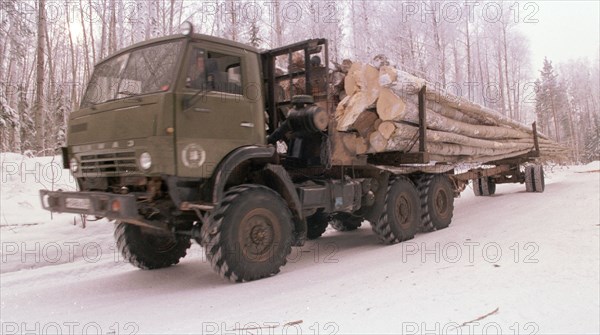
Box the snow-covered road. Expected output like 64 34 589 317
1 154 598 334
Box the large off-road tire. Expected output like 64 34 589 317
306 209 329 240
115 222 191 270
525 165 545 193
371 176 420 244
330 213 362 232
473 177 496 196
201 185 293 282
417 174 454 231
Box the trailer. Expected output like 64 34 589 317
40 24 549 282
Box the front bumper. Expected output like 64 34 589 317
40 190 139 221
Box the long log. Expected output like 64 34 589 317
380 66 494 126
381 66 547 138
376 88 532 140
391 122 536 150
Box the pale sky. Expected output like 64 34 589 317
517 0 600 71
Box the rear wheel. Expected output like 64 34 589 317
417 174 454 231
371 177 419 244
525 165 545 193
473 177 496 196
201 185 293 282
115 222 191 270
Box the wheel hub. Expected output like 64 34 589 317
395 195 411 228
240 209 278 261
434 189 448 215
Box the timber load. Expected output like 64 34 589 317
331 61 569 164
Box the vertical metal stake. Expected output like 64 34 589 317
418 85 427 153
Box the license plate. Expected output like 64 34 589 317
65 198 91 210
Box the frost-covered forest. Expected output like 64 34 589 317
1 0 598 161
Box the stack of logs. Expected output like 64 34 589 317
331 61 569 163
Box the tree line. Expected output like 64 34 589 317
1 0 598 162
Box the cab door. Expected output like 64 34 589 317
175 42 265 178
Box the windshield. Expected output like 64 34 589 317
81 40 183 108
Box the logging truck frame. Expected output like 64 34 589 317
40 24 545 281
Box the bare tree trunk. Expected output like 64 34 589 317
34 0 47 152
513 64 521 121
452 40 460 84
109 0 117 54
502 24 513 119
465 16 472 101
44 21 56 150
65 0 79 110
550 95 561 141
100 1 107 59
0 23 8 83
274 0 283 47
566 105 579 160
496 49 506 115
87 0 97 65
169 0 175 34
476 31 486 106
431 4 446 86
78 0 91 81
229 0 238 41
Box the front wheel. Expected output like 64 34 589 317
115 222 191 270
201 185 293 282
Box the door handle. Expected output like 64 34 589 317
193 107 211 113
240 122 255 128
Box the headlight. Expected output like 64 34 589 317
180 21 193 36
69 157 79 173
139 152 152 170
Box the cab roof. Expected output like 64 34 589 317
95 33 261 67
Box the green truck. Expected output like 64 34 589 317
40 23 545 282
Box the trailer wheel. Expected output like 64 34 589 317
371 176 419 244
115 222 191 270
418 174 454 231
201 185 293 282
306 209 329 239
473 177 496 196
525 165 545 193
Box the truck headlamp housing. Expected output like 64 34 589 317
139 152 152 170
180 21 193 36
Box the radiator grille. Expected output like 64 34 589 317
80 151 138 174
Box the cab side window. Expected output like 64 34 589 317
186 47 242 95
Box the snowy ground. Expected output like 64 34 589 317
1 153 598 335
